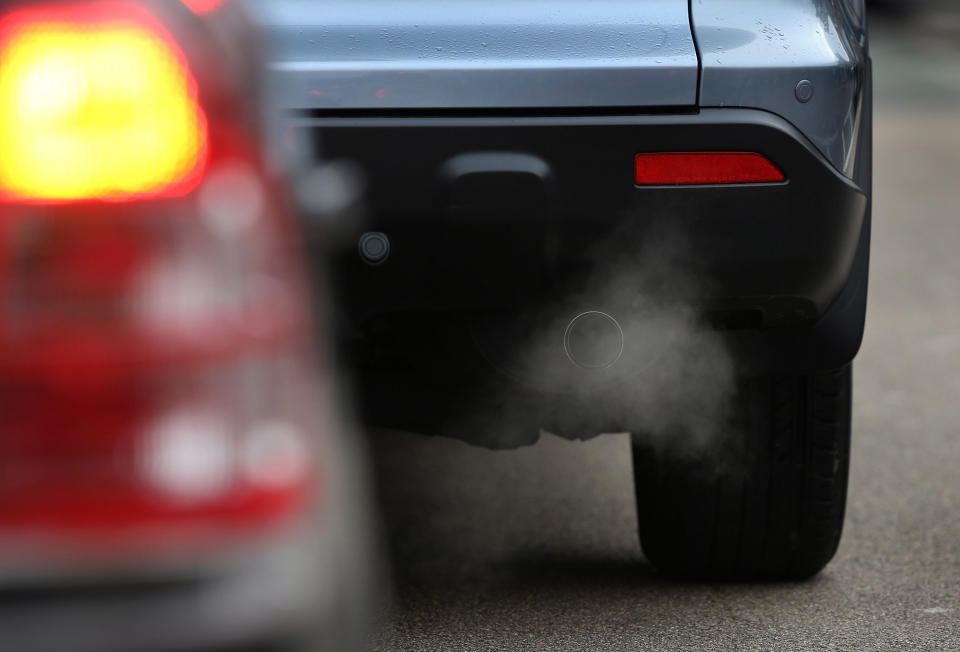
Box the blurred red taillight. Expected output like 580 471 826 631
0 2 209 202
634 152 786 186
0 1 318 552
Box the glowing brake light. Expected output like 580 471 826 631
0 2 208 203
634 152 786 186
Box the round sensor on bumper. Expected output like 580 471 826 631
358 231 390 265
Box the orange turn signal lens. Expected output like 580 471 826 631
0 2 208 203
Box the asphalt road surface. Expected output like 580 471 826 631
368 14 960 651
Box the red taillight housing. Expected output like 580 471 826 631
0 1 319 554
180 0 230 14
634 152 786 186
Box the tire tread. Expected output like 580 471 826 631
632 366 851 580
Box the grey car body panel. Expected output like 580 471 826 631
247 0 698 109
251 0 868 173
691 0 868 173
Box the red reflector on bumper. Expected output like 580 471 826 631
634 152 785 186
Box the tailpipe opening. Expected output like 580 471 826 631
563 311 624 370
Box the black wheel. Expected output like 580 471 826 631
631 366 851 580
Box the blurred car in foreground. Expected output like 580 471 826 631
255 0 872 581
0 1 370 650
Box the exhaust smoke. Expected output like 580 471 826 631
465 221 740 459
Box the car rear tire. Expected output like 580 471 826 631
631 366 851 580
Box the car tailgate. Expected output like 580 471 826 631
248 0 699 110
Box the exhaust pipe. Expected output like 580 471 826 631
563 311 624 370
